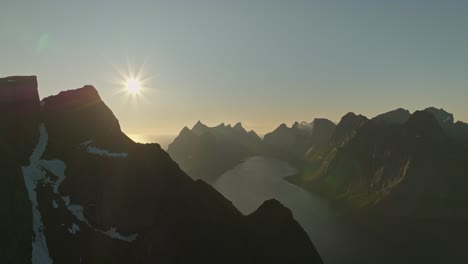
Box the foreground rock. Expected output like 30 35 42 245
0 76 322 264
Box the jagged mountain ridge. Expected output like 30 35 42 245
286 108 468 262
167 105 468 216
162 105 468 263
371 108 411 125
293 109 468 217
1 76 322 264
167 121 262 183
168 118 338 182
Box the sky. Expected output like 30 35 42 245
1 0 467 140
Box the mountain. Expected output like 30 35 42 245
423 107 468 146
329 113 368 147
372 108 411 125
289 109 468 261
1 76 322 264
372 107 468 146
263 118 336 160
294 109 468 216
424 107 454 128
167 121 262 183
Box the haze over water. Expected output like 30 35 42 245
214 156 398 264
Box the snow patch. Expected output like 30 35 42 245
80 139 94 147
23 125 136 251
443 115 453 123
102 228 138 242
67 204 88 223
64 201 138 241
86 146 128 158
68 223 80 235
39 159 66 194
62 196 71 206
21 123 53 264
81 139 128 158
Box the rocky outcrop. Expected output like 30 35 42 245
1 76 322 264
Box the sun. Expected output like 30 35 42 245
126 79 141 94
112 60 153 103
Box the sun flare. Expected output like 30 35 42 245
112 61 153 103
127 79 141 94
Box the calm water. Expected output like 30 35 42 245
214 156 397 264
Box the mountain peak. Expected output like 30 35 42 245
424 107 454 127
181 126 191 134
406 110 444 137
277 123 288 130
342 112 357 118
338 112 368 127
192 120 209 135
0 75 40 120
41 85 101 112
331 112 368 145
233 122 248 133
372 108 411 125
40 84 125 145
312 118 335 127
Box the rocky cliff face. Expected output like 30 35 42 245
1 76 322 264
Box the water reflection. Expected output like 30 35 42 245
214 156 395 264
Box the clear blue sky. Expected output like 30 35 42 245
1 0 467 137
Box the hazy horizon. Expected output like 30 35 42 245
2 1 468 137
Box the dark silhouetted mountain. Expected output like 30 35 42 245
263 118 336 160
289 109 468 262
372 108 411 125
452 121 468 145
1 76 322 264
293 110 468 217
245 200 323 264
423 107 468 146
167 121 263 183
424 107 454 128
